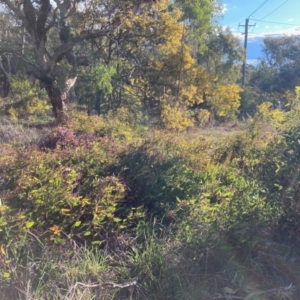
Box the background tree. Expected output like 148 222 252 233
244 35 300 115
191 27 244 122
0 0 244 127
0 0 133 121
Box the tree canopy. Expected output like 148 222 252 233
0 0 244 127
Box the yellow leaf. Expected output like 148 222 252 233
0 246 6 256
49 224 61 235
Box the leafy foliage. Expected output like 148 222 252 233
0 76 50 121
1 109 300 298
77 63 117 114
208 83 243 119
3 1 300 299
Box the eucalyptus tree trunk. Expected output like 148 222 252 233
41 76 77 122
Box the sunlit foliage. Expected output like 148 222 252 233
0 76 50 121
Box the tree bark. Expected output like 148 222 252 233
41 77 66 122
0 59 11 97
41 75 77 123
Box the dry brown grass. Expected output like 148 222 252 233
0 118 52 145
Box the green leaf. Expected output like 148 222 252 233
245 290 267 300
25 221 35 229
91 240 102 245
3 272 10 278
202 192 210 197
73 221 81 227
113 218 122 223
274 183 283 190
83 231 91 236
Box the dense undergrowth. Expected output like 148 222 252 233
1 110 300 299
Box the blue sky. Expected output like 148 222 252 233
219 0 300 39
218 0 300 63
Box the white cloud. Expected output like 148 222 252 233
234 26 300 42
288 18 294 22
221 26 236 33
247 59 261 66
260 26 300 37
264 26 270 29
221 4 228 14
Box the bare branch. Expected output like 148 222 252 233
23 0 36 32
65 278 138 299
75 29 111 42
0 61 10 79
102 278 138 289
0 45 39 72
36 0 51 34
1 0 34 37
105 34 142 67
45 8 58 32
1 0 25 20
50 29 111 71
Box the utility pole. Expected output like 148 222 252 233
239 19 256 86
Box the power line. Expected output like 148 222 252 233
257 0 288 21
248 0 268 18
251 19 300 26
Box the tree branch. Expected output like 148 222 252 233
1 0 35 37
65 278 138 299
75 29 111 42
50 29 111 71
105 34 142 67
37 0 51 34
45 8 58 32
0 45 39 72
1 0 25 20
0 61 10 79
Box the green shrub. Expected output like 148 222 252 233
0 129 130 246
0 122 275 248
0 76 50 121
257 117 300 240
2 113 300 299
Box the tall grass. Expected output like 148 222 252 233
0 118 51 145
1 226 300 299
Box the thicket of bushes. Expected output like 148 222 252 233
1 108 300 299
